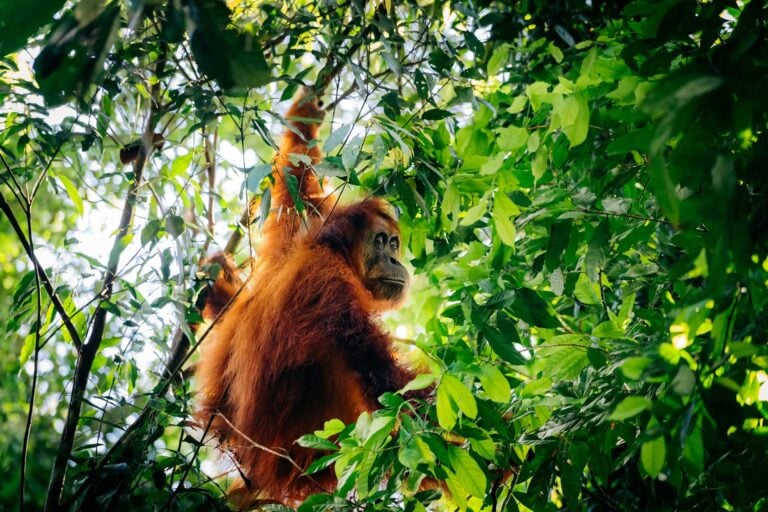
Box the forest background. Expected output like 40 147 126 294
1 0 768 511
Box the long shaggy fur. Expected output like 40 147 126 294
195 90 414 505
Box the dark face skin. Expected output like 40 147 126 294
362 220 409 303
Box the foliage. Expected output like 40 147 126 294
1 0 768 511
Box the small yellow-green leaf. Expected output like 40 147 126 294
58 174 83 215
436 379 458 430
314 418 346 438
548 42 564 63
507 95 527 114
401 373 436 394
556 94 590 147
531 146 547 180
171 152 193 177
443 374 477 419
592 321 624 338
496 125 528 152
460 194 489 226
487 43 509 75
447 445 487 498
479 365 511 403
19 333 35 365
609 396 651 421
641 435 666 478
493 207 516 246
526 81 550 111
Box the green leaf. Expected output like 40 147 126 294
297 434 338 451
422 108 453 121
436 379 458 430
341 135 363 171
592 321 624 338
57 174 83 215
493 204 516 247
550 268 564 296
609 396 651 421
464 31 484 58
443 374 477 419
556 94 590 147
507 95 527 114
401 373 436 394
526 81 550 111
531 146 547 181
621 357 652 380
297 493 334 512
187 0 270 89
648 159 680 224
141 219 161 246
447 445 487 498
496 125 528 152
33 3 121 105
548 42 564 63
545 221 572 271
574 272 600 305
305 453 341 475
487 43 509 75
641 435 666 478
165 215 185 239
586 220 610 282
509 288 559 328
314 419 346 439
99 300 121 316
284 174 304 213
483 325 525 365
246 163 273 192
323 124 352 153
171 153 194 177
399 435 435 469
671 365 696 396
19 334 35 365
478 365 511 403
460 193 489 226
258 187 271 228
683 417 704 474
0 0 66 57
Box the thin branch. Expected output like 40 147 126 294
0 192 83 351
223 199 256 256
19 214 44 512
163 414 215 511
575 207 672 226
204 131 217 246
213 413 330 495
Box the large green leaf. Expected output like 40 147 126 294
0 0 66 56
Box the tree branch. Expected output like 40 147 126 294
0 192 83 351
19 212 44 512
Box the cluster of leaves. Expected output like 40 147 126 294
1 0 768 511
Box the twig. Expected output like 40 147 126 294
575 207 672 226
0 192 83 351
19 213 44 512
163 414 215 511
213 413 330 495
203 130 218 252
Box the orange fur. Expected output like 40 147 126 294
195 90 415 505
261 88 332 259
